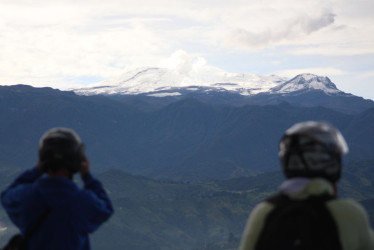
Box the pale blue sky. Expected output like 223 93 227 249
0 0 373 100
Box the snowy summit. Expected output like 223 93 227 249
74 66 287 96
73 65 342 97
270 74 342 95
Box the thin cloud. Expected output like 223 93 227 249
227 11 336 49
357 70 374 79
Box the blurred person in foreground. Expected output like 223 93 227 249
239 121 374 250
1 128 114 250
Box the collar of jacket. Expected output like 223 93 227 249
278 177 335 199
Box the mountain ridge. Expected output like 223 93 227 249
72 69 374 114
1 84 374 181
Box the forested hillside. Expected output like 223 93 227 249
1 160 373 249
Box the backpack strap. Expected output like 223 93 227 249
24 208 51 240
2 208 50 250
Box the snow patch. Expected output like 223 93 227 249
147 92 182 97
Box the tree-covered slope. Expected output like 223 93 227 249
2 160 373 250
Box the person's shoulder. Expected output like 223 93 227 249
243 201 275 235
329 198 366 211
326 197 374 249
327 197 370 223
249 200 275 219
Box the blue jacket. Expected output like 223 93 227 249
1 168 114 250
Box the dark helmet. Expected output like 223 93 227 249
279 121 348 182
39 128 84 174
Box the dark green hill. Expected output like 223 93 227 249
1 159 374 250
91 159 374 250
340 159 374 200
91 169 269 250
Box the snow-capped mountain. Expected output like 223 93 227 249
269 74 343 95
73 67 287 96
73 67 346 99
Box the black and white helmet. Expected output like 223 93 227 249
39 128 84 174
279 121 348 182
